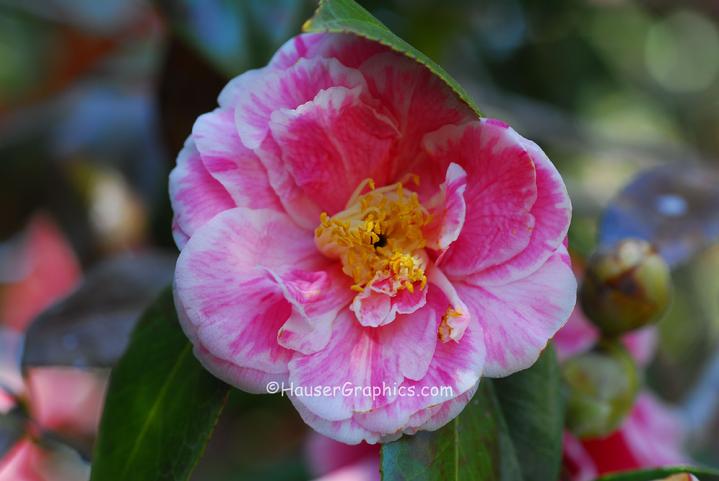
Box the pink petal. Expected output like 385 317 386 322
291 397 389 445
427 267 471 342
169 139 235 249
1 215 81 331
468 136 571 285
555 304 658 366
423 121 538 279
620 393 688 466
0 439 89 481
311 458 380 481
269 33 387 71
553 307 599 362
234 57 368 150
354 311 484 436
403 382 479 433
267 85 399 223
26 367 107 439
305 432 379 478
192 108 282 212
288 295 443 423
457 246 576 377
562 432 598 481
350 276 427 328
174 207 323 384
358 51 475 180
274 265 354 355
621 328 657 367
423 163 468 253
287 311 405 421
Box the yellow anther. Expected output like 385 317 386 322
314 178 429 294
438 307 462 342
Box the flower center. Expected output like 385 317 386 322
315 179 430 294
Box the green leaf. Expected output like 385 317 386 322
303 0 482 117
380 346 565 481
90 289 229 481
594 466 719 481
494 346 565 481
380 381 523 481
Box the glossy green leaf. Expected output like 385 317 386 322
303 0 482 117
594 466 719 481
90 289 229 481
381 346 565 481
380 381 522 481
494 346 565 481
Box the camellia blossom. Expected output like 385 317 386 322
0 215 107 481
171 32 575 443
563 394 688 481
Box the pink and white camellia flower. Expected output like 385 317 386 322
171 32 575 444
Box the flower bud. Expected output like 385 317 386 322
563 340 639 438
580 238 672 337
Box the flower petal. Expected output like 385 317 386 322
192 108 282 212
423 120 538 279
175 207 323 380
354 310 484 436
266 85 399 224
234 57 368 150
423 163 468 253
456 246 576 377
26 368 107 439
288 294 442 423
468 134 572 285
274 265 354 355
269 33 387 71
359 51 475 180
169 139 235 248
350 276 427 328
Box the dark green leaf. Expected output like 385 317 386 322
494 345 564 481
594 466 719 481
304 0 482 117
90 289 229 481
23 253 175 368
380 381 522 481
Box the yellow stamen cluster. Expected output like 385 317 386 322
315 179 430 293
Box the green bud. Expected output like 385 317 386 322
580 238 672 337
562 340 640 438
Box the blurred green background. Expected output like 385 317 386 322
1 0 718 479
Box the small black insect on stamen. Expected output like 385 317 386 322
373 234 388 248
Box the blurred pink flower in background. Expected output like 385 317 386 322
563 394 688 481
556 263 689 481
554 301 657 366
0 215 107 481
0 215 81 331
305 432 379 481
171 32 574 444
